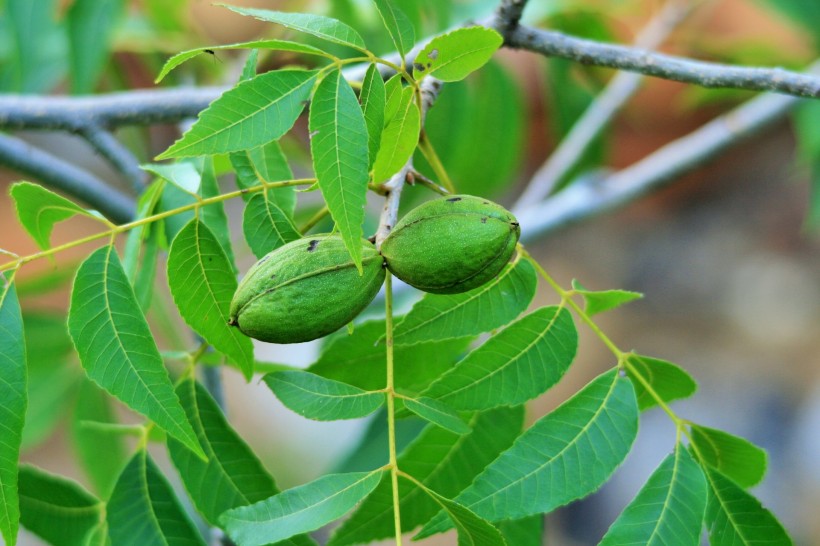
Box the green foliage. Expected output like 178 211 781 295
265 371 385 421
242 193 301 258
68 245 203 457
626 354 698 411
221 470 384 546
373 85 420 183
0 277 25 546
415 27 503 82
691 425 768 488
599 445 707 546
18 465 105 546
67 0 124 94
403 396 471 434
107 450 207 545
571 279 643 316
373 0 415 59
361 64 387 169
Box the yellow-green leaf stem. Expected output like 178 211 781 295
384 272 403 546
0 178 316 274
418 133 456 193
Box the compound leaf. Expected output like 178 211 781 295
691 425 767 488
18 465 104 546
418 370 639 537
264 371 384 421
167 219 254 380
10 181 102 251
309 69 370 271
107 450 207 546
703 466 792 546
393 259 537 346
626 354 697 411
0 277 25 546
423 306 577 409
222 6 367 51
222 470 383 546
158 69 316 158
68 245 203 457
414 27 502 82
599 445 707 546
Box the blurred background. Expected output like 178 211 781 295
1 0 819 544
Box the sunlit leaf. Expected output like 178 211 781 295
329 407 523 545
10 181 102 251
71 379 127 498
361 64 386 169
423 306 577 409
18 465 104 546
418 370 638 537
571 279 643 316
372 86 420 183
626 354 698 411
222 470 384 546
199 156 237 271
242 193 301 258
107 450 207 545
156 39 330 82
264 371 385 421
393 259 537 345
414 27 502 82
221 6 367 51
309 69 370 271
167 219 254 380
404 396 471 434
0 276 25 546
309 320 472 393
691 425 767 488
67 0 124 93
142 161 201 194
599 445 707 546
158 69 317 158
373 0 415 59
68 245 203 457
703 466 792 546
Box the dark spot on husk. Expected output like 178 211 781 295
481 217 488 224
511 222 520 227
446 197 462 202
270 274 276 280
307 240 319 252
258 255 271 265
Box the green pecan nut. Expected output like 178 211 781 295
380 195 520 294
229 234 385 343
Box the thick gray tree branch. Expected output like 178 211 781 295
514 87 802 240
0 133 135 223
78 125 148 193
513 0 694 209
505 24 820 98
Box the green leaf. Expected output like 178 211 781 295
361 64 386 169
21 312 79 450
167 219 254 380
372 86 420 183
107 450 207 546
0 276 25 546
703 466 792 546
230 140 296 213
599 445 707 546
571 279 643 316
10 181 101 251
497 517 543 546
411 480 506 546
241 48 259 81
158 181 196 242
309 320 471 393
414 27 502 82
18 465 104 546
221 470 384 546
221 6 367 51
264 371 385 421
373 0 415 59
626 354 698 411
123 179 164 311
418 370 639 537
393 259 537 346
329 407 523 545
67 0 124 93
309 69 370 271
67 245 203 457
143 161 201 194
403 397 470 434
158 69 317 158
423 306 577 409
243 193 302 258
199 156 237 272
691 425 767 488
5 0 66 93
71 379 128 498
156 39 330 82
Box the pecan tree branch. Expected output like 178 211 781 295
0 132 136 223
78 125 148 193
